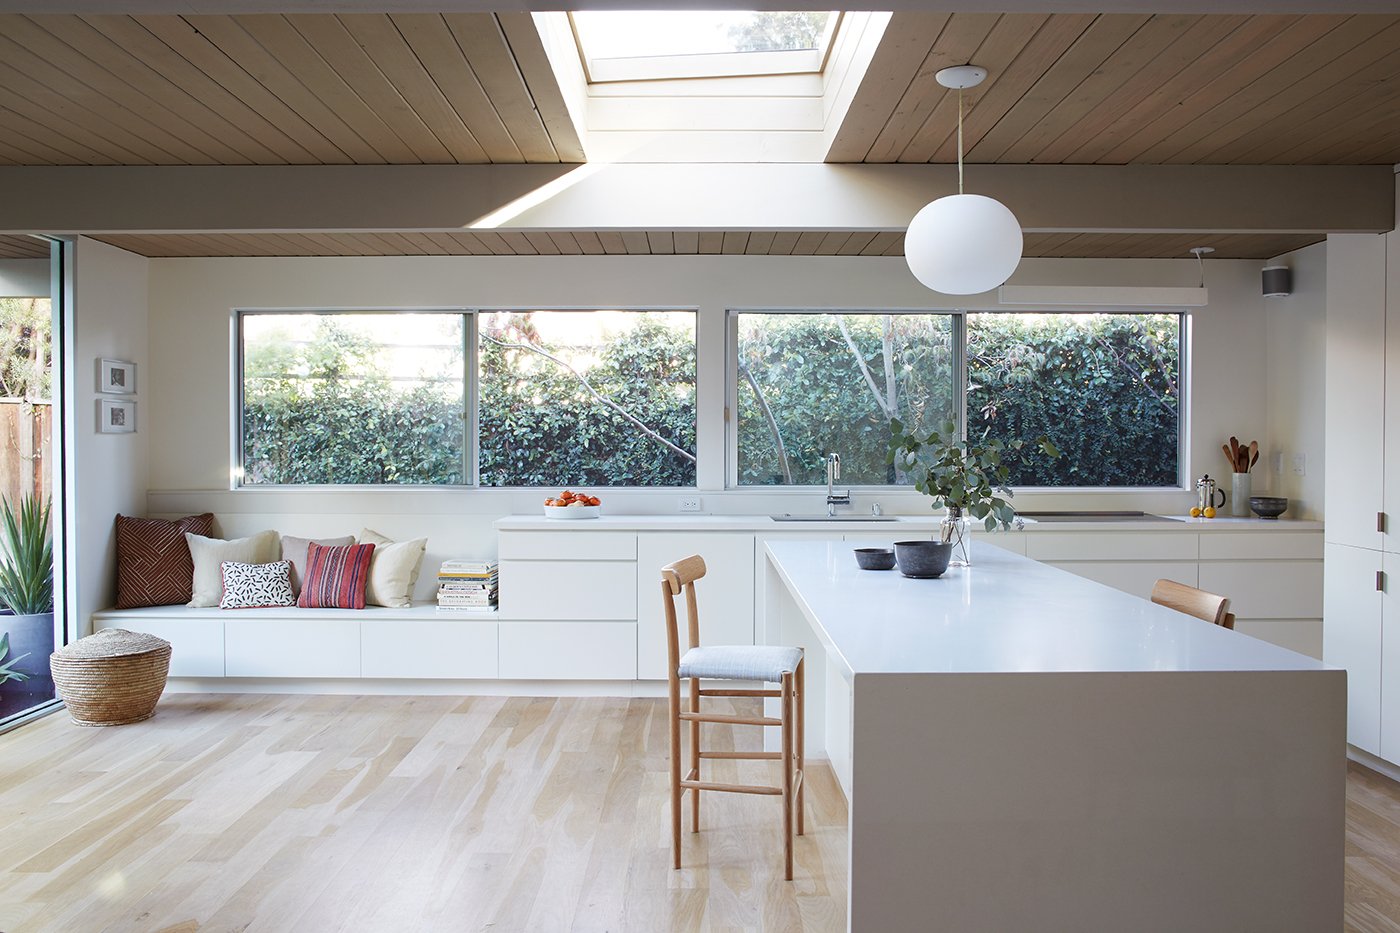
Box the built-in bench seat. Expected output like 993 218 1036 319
92 604 499 680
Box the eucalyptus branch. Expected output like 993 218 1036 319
481 334 697 464
739 359 793 483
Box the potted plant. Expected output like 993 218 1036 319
0 495 53 690
888 420 1057 566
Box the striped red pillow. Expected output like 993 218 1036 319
297 542 376 610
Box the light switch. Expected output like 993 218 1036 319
1292 453 1306 476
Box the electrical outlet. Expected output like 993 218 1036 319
1292 453 1307 476
678 496 702 512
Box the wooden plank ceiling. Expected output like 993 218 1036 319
831 11 1400 165
0 13 582 165
0 235 47 258
89 231 1321 260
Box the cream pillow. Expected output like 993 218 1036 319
185 530 281 608
358 528 427 608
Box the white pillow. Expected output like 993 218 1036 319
185 530 281 608
358 528 427 608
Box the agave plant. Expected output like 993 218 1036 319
0 631 30 684
0 495 52 616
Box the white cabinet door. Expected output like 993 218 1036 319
1383 551 1400 761
1387 230 1400 553
635 533 755 680
1327 233 1387 550
1323 542 1382 755
498 561 637 620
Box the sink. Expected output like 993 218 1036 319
1017 511 1182 524
771 514 900 522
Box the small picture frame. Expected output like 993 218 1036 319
98 398 136 434
98 358 136 395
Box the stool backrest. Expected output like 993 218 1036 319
1151 578 1231 628
661 555 707 681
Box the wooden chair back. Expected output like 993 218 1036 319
661 555 708 685
1151 578 1231 628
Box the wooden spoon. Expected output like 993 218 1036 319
1248 441 1259 472
1229 437 1240 471
1222 444 1235 472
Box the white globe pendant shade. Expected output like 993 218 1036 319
904 193 1024 296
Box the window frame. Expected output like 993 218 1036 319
233 307 475 491
726 307 1188 493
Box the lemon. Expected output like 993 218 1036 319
1203 506 1217 518
1190 507 1202 517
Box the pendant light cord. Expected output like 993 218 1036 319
957 87 965 195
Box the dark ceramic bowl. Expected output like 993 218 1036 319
1249 496 1289 519
894 540 952 579
853 547 897 571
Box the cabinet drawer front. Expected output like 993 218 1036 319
498 532 636 561
225 620 359 678
361 622 497 679
1233 619 1322 660
95 617 224 677
1198 561 1322 619
636 532 755 680
1026 533 1197 562
499 561 637 619
1199 533 1323 561
498 621 636 679
1047 561 1197 600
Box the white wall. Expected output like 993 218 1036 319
70 237 149 631
141 253 1270 596
1264 241 1327 519
0 258 49 297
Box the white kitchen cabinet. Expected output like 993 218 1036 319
1323 542 1383 755
498 621 636 679
1199 561 1323 620
1383 550 1400 761
1045 561 1197 600
1326 234 1387 551
634 532 755 680
498 560 637 620
1387 228 1400 553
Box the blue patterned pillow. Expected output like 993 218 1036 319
220 559 295 610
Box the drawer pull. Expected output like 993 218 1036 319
1379 571 1387 593
1380 512 1388 534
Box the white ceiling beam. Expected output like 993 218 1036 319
0 163 1390 235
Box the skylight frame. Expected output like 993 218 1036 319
570 11 843 85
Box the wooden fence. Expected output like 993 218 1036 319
0 400 50 507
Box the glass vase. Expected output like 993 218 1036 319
941 507 972 567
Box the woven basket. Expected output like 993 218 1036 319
50 628 172 726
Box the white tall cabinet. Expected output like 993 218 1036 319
1323 231 1398 762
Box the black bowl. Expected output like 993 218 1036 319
894 540 952 578
853 547 896 571
1249 496 1289 519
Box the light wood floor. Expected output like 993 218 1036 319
0 694 849 932
5 696 1400 932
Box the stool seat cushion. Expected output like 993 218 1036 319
678 645 802 682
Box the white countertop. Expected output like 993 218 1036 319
494 514 1321 533
765 538 1328 676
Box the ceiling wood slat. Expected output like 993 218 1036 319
595 231 626 255
745 231 777 255
572 231 604 255
721 231 749 254
441 13 559 163
495 12 586 162
620 231 650 255
0 235 47 259
645 231 674 255
672 231 699 254
0 58 162 164
767 231 801 256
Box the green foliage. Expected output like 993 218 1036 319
242 317 466 485
0 632 30 685
968 314 1179 486
888 420 1059 532
478 313 696 487
0 298 51 400
0 495 51 615
728 12 829 51
736 314 955 486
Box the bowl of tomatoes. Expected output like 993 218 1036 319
543 490 602 519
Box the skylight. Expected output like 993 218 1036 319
571 11 839 83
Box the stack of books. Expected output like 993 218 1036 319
436 559 498 613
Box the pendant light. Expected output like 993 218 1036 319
905 65 1023 296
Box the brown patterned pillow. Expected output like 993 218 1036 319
114 513 215 609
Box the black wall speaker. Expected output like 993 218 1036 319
1262 264 1292 298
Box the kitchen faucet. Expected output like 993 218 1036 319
826 452 851 516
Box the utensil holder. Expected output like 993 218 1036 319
1231 472 1251 517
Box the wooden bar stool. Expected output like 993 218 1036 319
1151 578 1235 629
660 554 804 880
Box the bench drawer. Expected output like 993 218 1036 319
361 621 497 679
94 617 224 677
225 619 360 677
498 561 637 619
498 621 636 679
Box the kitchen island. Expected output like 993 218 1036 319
762 539 1344 932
